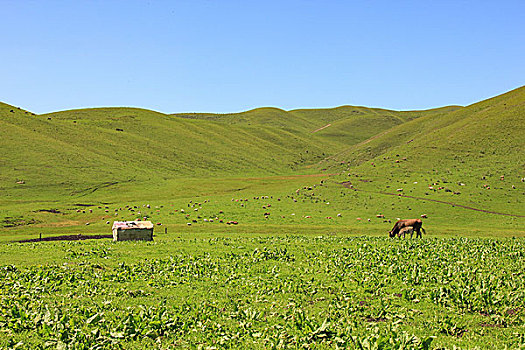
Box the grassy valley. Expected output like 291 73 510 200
314 86 525 234
1 103 411 198
0 87 524 348
1 87 523 240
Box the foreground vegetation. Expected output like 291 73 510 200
1 235 524 349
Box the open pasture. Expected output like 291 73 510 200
1 235 524 349
2 87 523 243
1 88 524 348
1 171 523 349
1 169 523 244
0 172 523 349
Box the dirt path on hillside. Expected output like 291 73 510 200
354 129 392 147
312 124 332 133
340 181 525 217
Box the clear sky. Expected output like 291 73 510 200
1 0 524 114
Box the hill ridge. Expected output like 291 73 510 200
1 85 523 204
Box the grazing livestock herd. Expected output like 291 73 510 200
60 180 431 240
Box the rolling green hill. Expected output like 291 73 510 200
173 105 463 148
323 85 524 176
0 86 523 240
0 101 457 200
316 86 525 227
1 90 523 350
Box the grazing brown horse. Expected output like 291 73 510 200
389 219 426 238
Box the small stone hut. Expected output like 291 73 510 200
112 221 154 241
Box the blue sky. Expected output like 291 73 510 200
1 0 524 114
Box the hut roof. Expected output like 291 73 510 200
112 221 153 230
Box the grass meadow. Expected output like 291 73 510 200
1 172 524 349
1 234 524 349
1 87 524 348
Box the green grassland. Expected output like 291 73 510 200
0 86 524 348
1 87 523 241
1 236 524 349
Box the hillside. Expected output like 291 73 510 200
325 86 524 171
2 87 521 207
0 88 524 240
173 105 463 147
1 97 523 349
1 102 425 200
318 85 525 222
